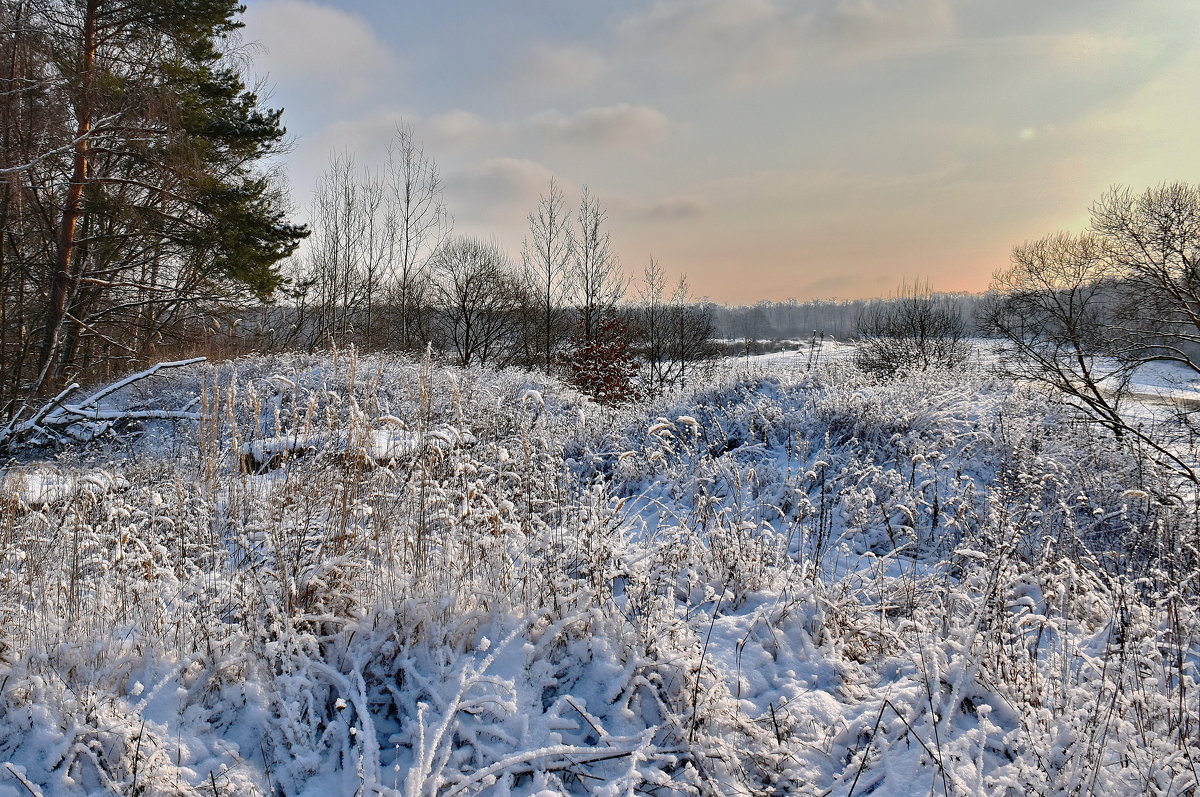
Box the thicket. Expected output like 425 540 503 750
852 283 972 377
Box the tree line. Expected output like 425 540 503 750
709 293 988 350
255 130 718 403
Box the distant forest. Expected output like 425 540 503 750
707 293 989 344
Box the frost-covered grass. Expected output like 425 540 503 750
0 350 1198 795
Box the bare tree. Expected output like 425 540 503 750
295 151 381 346
633 260 715 394
287 126 447 351
429 236 522 368
570 186 624 343
985 185 1200 483
636 257 671 392
853 281 970 377
668 274 716 389
1 0 61 414
383 124 448 351
984 233 1124 421
521 178 573 372
1091 183 1200 374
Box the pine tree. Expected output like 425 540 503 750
16 0 306 393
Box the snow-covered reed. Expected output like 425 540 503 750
0 350 1196 795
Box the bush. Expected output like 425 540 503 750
853 284 970 377
560 314 642 405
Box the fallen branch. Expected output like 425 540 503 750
0 382 79 441
439 738 668 797
0 357 205 450
73 357 205 409
3 763 45 797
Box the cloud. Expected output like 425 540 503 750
310 108 410 158
515 44 607 93
306 108 509 163
303 103 669 179
289 107 487 201
619 0 957 85
955 31 1138 73
531 104 670 148
445 158 560 218
821 0 955 56
620 0 802 85
1011 31 1135 66
427 111 504 151
243 0 398 104
643 197 710 222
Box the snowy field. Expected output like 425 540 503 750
1 348 1198 795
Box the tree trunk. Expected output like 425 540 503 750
36 0 98 394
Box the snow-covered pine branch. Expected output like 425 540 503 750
0 113 122 176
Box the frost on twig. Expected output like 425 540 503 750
0 357 205 451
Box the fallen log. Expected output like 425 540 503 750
0 357 205 451
0 466 129 511
240 424 477 473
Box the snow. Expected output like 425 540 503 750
0 467 128 508
0 348 1197 795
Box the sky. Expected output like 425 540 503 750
239 0 1200 304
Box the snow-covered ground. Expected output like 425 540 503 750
0 350 1197 795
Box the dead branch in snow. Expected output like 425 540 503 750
0 357 205 450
